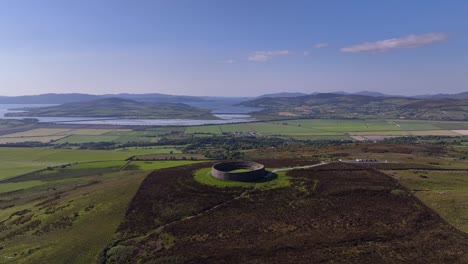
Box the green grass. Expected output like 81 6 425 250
125 160 201 171
0 127 172 146
102 130 153 136
285 119 401 132
249 122 328 135
0 148 137 162
0 135 67 144
194 168 290 189
391 121 442 131
0 160 61 181
70 161 127 170
185 123 256 134
228 168 252 173
0 129 125 145
0 148 203 263
185 125 223 134
288 135 350 140
0 128 72 137
183 119 468 138
0 144 210 263
393 170 468 233
54 135 119 144
408 130 461 136
0 180 46 194
113 135 157 144
0 170 147 264
433 122 468 130
0 147 147 181
350 131 411 136
116 146 182 155
218 123 255 133
184 119 468 138
32 150 129 163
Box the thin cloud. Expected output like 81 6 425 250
248 50 292 62
341 33 448 53
219 59 236 64
303 51 311 56
314 43 328 48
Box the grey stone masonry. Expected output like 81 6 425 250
211 161 266 182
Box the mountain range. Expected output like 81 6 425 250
0 91 467 104
240 93 468 121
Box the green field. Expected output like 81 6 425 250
0 180 46 194
19 149 134 163
125 160 201 171
185 125 223 134
101 130 162 137
54 135 120 144
112 135 156 144
218 123 255 133
0 128 73 137
185 119 468 140
0 123 466 263
0 128 138 145
0 147 146 181
116 146 182 154
0 160 61 181
1 119 468 144
69 160 127 170
0 148 210 263
0 170 147 264
53 130 161 144
392 170 468 233
0 135 68 144
0 119 36 132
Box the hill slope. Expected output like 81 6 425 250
258 92 308 98
104 161 468 263
240 93 468 120
0 93 206 104
5 98 217 119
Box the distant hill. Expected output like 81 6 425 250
1 91 467 104
332 91 397 97
5 98 217 119
413 91 468 99
0 93 99 104
258 92 308 98
353 91 396 97
102 93 205 103
0 93 205 104
240 93 468 120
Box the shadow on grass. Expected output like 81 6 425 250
254 171 278 183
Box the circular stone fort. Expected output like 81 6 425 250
211 161 266 182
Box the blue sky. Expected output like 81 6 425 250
0 0 467 96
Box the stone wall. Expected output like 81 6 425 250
211 161 266 182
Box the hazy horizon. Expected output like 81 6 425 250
0 1 467 97
0 89 467 98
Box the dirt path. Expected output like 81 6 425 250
266 162 328 175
